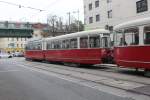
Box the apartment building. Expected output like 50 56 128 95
83 0 150 30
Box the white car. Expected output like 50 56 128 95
14 52 24 57
0 53 12 58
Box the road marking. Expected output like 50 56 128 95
0 70 20 73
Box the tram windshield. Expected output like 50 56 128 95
115 27 139 46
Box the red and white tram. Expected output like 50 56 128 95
114 17 150 73
25 29 112 65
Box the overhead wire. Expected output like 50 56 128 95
0 0 45 12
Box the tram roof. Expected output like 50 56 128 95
114 17 150 31
45 29 109 41
27 37 43 43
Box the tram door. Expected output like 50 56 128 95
101 37 110 48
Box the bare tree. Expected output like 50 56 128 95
47 14 84 37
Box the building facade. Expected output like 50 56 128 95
84 0 150 30
0 37 28 52
0 21 49 53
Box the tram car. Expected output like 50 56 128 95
25 29 113 65
114 17 150 74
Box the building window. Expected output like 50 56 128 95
96 14 100 22
136 0 148 13
108 10 112 18
89 17 93 24
95 0 99 8
17 38 19 41
107 0 112 3
89 3 92 10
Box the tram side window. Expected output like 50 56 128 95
47 42 52 50
62 40 66 49
80 37 88 48
30 44 34 50
51 42 55 49
66 40 70 49
144 26 150 45
37 43 42 50
70 38 77 49
89 35 100 48
124 28 139 45
115 32 123 46
53 41 61 49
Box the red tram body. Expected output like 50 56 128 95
114 46 150 69
25 50 44 60
25 29 111 65
44 48 109 65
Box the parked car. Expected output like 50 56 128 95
14 52 24 57
0 53 12 58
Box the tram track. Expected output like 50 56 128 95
13 59 150 97
17 59 150 86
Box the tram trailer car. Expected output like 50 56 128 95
25 29 113 65
44 29 112 65
114 17 150 74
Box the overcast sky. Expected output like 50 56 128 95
0 0 84 23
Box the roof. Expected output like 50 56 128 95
27 37 43 43
114 17 150 31
45 29 110 41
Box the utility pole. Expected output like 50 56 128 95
67 12 71 33
77 9 80 32
73 9 80 32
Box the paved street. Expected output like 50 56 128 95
0 58 149 100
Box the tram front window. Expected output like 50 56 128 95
124 28 139 46
115 28 139 46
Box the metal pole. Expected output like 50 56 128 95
77 10 80 32
73 10 80 32
68 12 71 33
